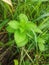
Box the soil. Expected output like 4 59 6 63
0 32 19 65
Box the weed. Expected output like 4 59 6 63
0 0 49 65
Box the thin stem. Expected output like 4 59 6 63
20 47 24 65
23 47 34 65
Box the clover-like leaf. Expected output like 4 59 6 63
8 20 19 29
14 30 28 47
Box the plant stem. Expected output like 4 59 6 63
20 47 24 65
23 47 34 65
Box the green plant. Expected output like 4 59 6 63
0 1 49 65
6 14 48 65
6 14 42 47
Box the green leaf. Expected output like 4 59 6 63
27 22 42 33
8 20 19 29
38 38 45 52
14 59 18 65
38 42 45 52
6 26 15 33
19 14 28 23
19 27 25 33
14 30 28 47
18 38 28 47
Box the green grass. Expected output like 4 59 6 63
0 0 49 65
